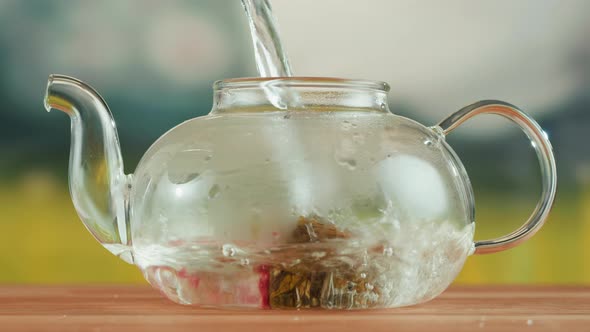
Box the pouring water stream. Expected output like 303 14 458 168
241 0 313 213
241 0 293 77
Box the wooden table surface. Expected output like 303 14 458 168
1 285 589 331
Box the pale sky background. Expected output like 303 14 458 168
1 0 588 136
269 0 590 131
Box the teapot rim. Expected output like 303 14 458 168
214 77 390 92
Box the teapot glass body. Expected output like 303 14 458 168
44 76 556 309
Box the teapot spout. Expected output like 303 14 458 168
44 75 133 263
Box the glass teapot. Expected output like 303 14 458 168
44 75 556 309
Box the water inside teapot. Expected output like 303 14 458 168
131 109 475 309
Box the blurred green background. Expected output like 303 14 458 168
1 0 589 285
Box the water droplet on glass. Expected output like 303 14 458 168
352 133 364 144
380 103 386 110
208 184 220 199
424 139 433 147
240 258 250 266
360 272 367 279
168 172 200 184
222 244 236 257
337 158 357 170
341 120 353 131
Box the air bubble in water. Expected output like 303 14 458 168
222 244 236 257
311 251 326 259
383 247 394 256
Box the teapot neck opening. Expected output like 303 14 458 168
211 77 391 114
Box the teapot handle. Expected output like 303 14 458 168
435 100 557 254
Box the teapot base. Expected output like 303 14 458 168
137 221 473 310
144 265 440 310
